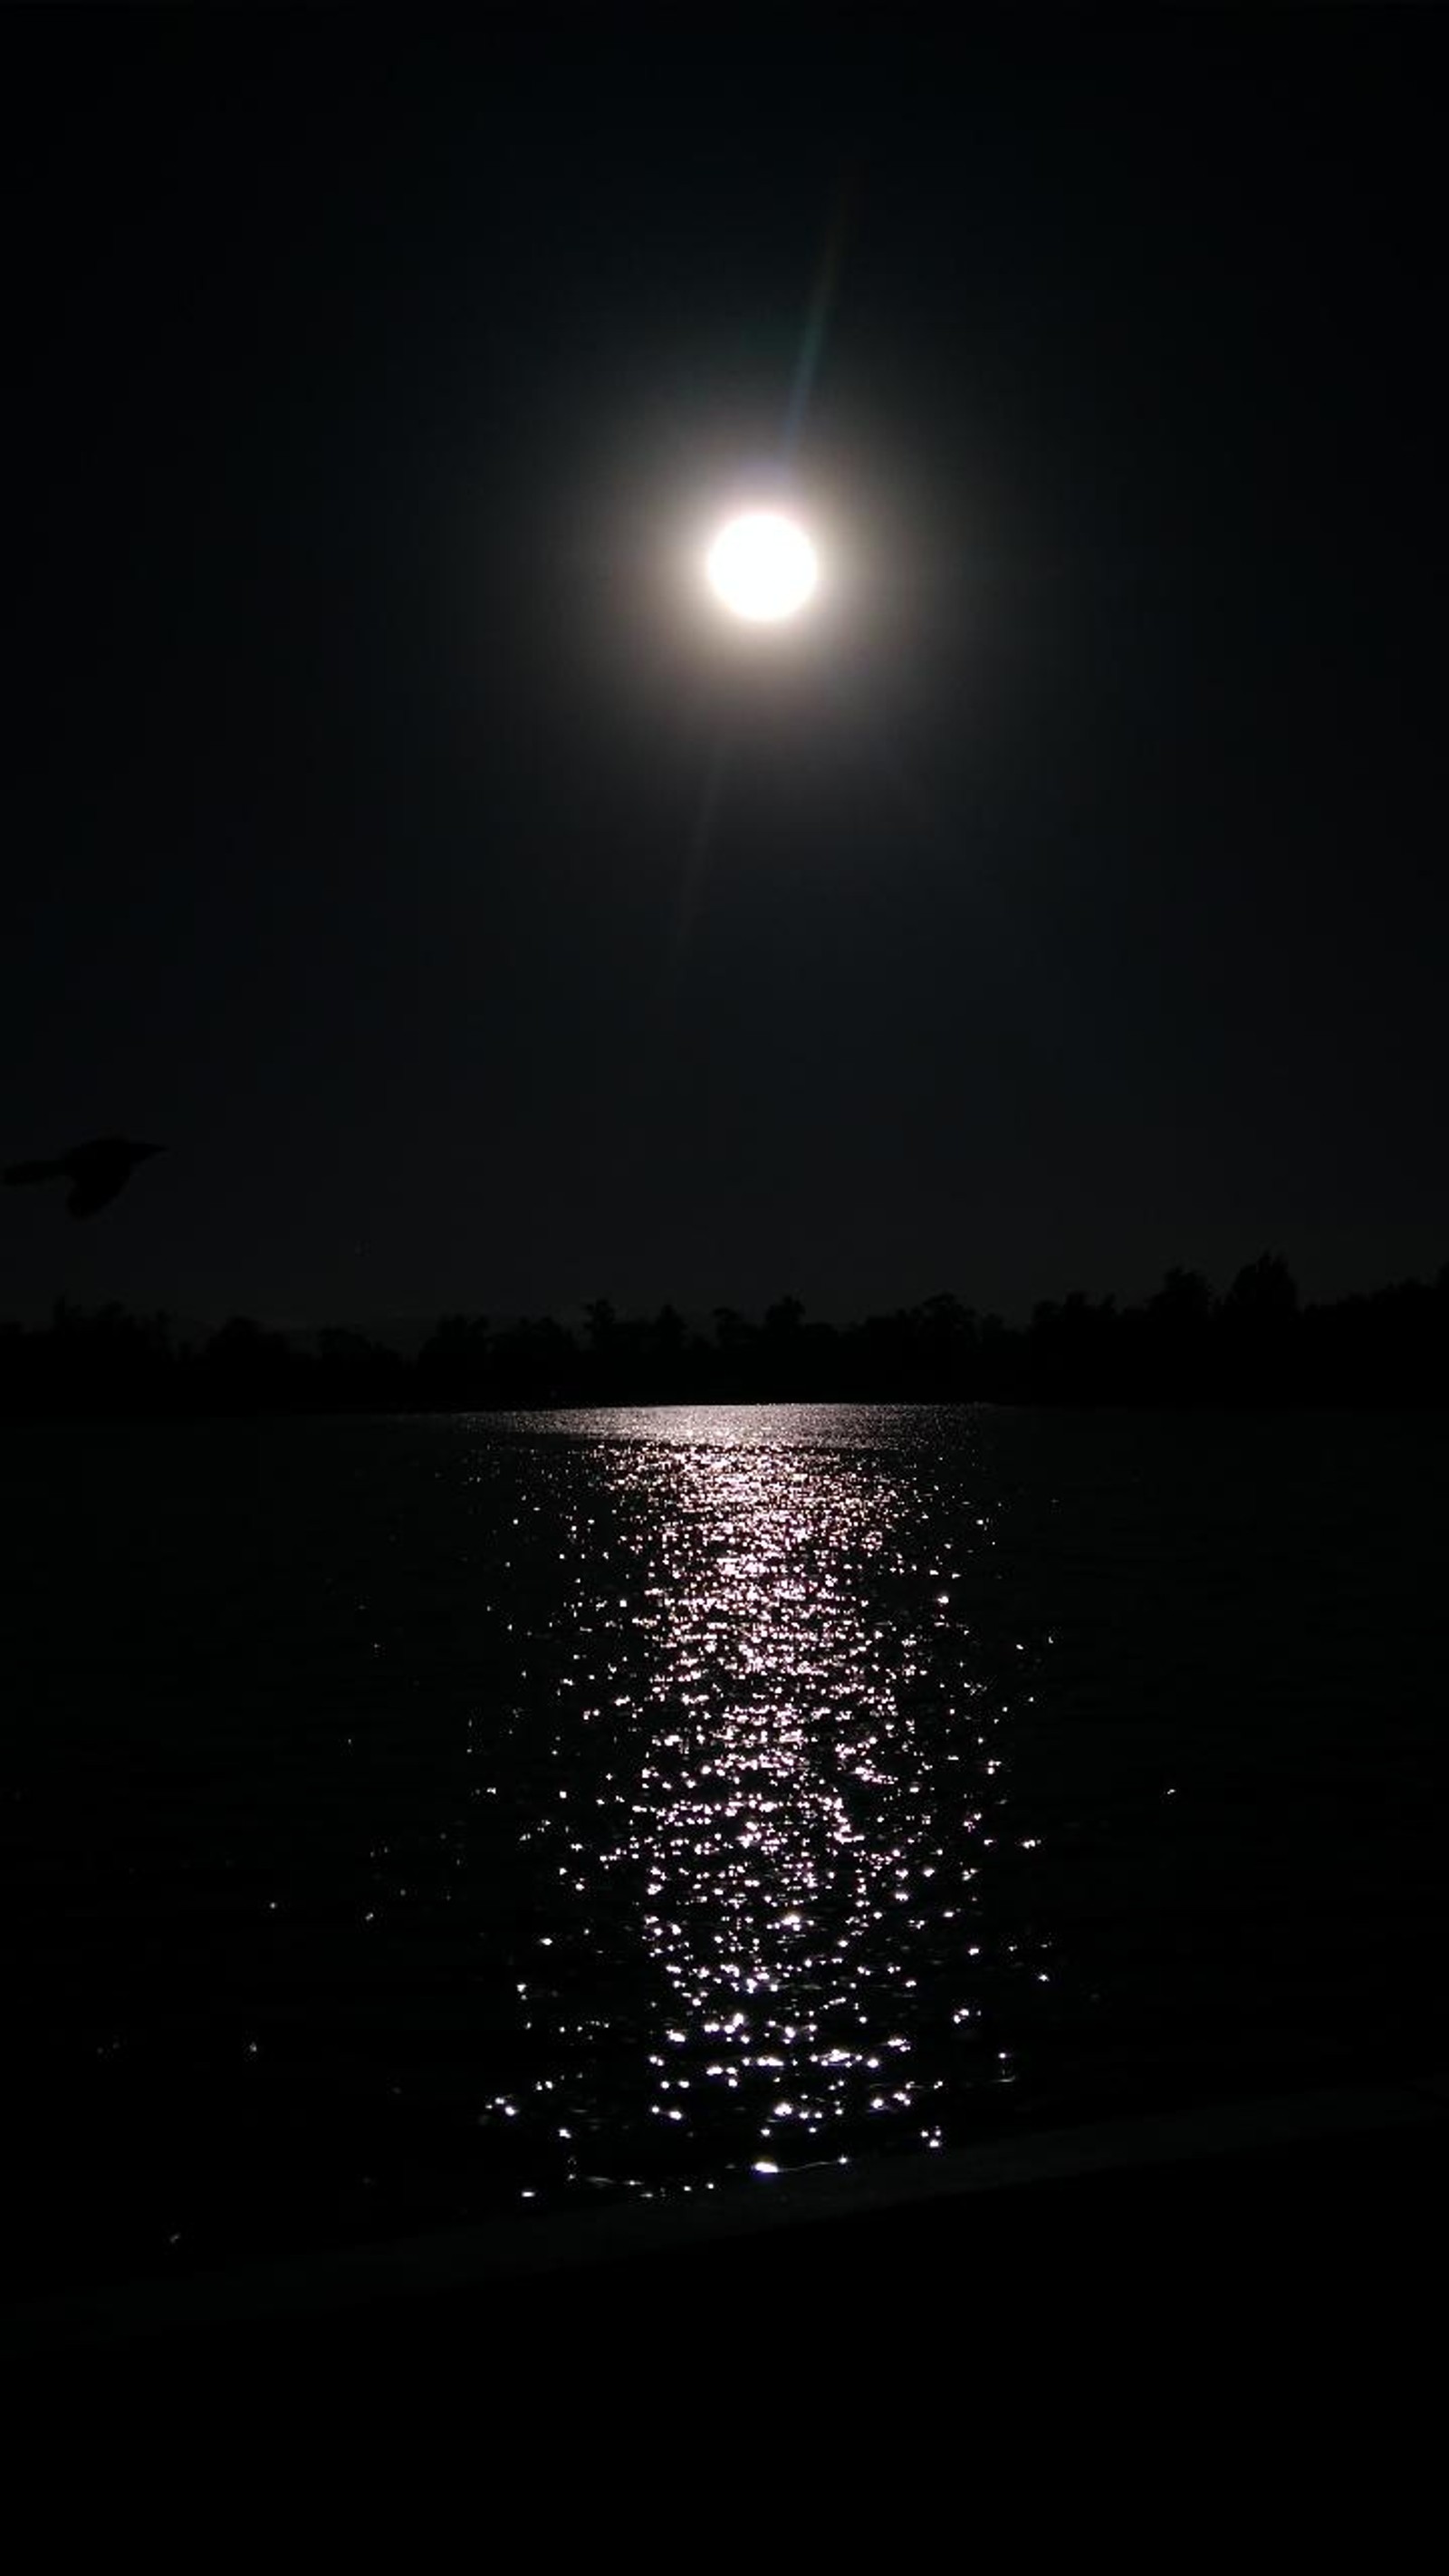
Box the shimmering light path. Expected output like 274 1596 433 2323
494 1407 1051 2196
7 1402 1439 2295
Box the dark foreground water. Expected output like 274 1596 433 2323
2 1405 1444 2300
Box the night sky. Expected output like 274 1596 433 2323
4 11 1445 1332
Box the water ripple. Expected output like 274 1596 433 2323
491 1407 1049 2194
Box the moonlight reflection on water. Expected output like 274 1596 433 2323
505 1408 1047 2189
3 1402 1443 2288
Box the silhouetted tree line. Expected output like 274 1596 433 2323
5 1258 1449 1416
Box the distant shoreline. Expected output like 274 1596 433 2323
5 1256 1449 1413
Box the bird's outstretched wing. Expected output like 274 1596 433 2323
7 1137 165 1215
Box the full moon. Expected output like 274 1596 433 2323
706 510 819 623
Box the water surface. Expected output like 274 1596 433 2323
1 1404 1443 2295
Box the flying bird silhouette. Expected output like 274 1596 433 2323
4 1136 167 1219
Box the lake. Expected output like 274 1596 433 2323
1 1403 1444 2299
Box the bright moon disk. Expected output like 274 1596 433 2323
706 510 819 623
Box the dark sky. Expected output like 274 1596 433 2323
3 10 1446 1329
